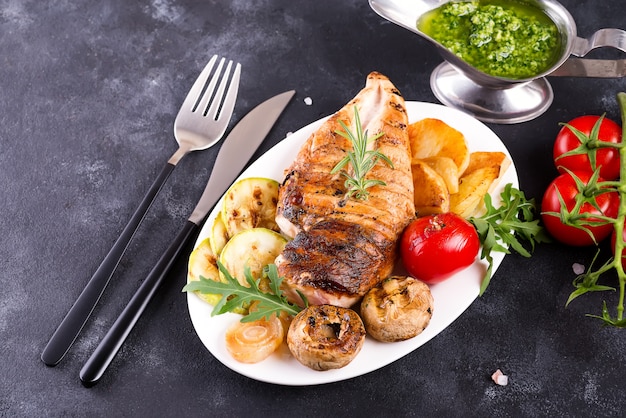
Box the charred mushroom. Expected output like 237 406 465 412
287 305 366 371
360 276 434 342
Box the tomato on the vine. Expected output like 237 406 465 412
400 212 480 284
541 171 619 246
553 115 621 180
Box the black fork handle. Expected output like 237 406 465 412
79 220 199 387
41 161 176 367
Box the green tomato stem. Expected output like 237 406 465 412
613 92 626 321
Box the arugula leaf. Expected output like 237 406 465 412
469 183 551 295
182 262 303 322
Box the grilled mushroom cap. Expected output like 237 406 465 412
360 276 434 342
287 304 366 371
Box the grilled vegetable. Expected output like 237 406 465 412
219 228 287 291
360 276 434 342
287 304 366 371
408 118 469 173
450 151 509 218
221 177 280 237
210 212 229 256
411 159 450 215
225 310 285 364
187 237 222 307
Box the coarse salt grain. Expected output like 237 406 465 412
491 369 508 386
572 263 585 275
304 97 313 106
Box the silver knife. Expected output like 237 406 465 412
549 58 626 78
78 90 295 386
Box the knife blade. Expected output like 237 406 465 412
187 89 295 225
549 58 626 78
78 90 295 386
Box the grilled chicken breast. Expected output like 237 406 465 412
275 72 415 308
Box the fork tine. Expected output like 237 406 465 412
194 57 225 115
214 62 241 123
179 55 219 113
204 60 234 120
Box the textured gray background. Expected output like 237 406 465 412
2 0 626 416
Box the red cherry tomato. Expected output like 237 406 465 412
400 212 480 284
553 115 621 180
541 171 619 246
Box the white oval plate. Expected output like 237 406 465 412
187 101 519 386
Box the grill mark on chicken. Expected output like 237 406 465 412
275 72 415 307
277 220 396 305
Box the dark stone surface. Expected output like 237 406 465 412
2 0 626 416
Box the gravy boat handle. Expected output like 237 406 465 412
572 28 626 57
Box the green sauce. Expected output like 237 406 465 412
417 0 561 79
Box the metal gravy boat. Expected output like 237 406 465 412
369 0 626 123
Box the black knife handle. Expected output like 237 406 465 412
41 162 176 367
79 220 199 387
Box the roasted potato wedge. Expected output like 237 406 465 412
464 151 510 178
409 118 509 218
449 151 509 218
449 167 500 218
411 160 450 216
408 118 470 174
421 156 460 194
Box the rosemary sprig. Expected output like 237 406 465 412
331 106 394 201
182 262 303 322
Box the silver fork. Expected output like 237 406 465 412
41 55 241 367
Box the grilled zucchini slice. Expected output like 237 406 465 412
210 212 229 257
221 177 280 237
187 237 222 307
219 228 287 293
